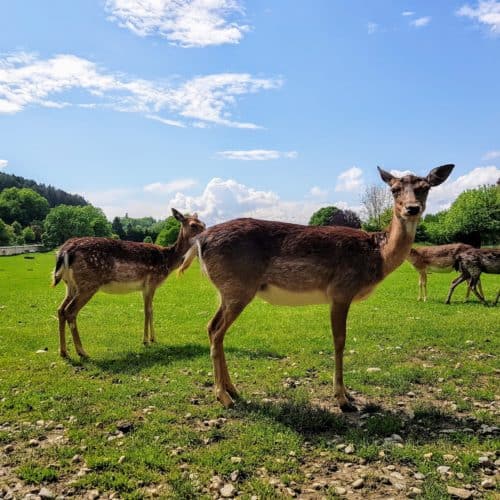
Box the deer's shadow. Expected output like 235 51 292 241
232 397 494 445
83 343 284 374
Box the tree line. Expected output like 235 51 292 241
0 173 497 248
0 182 181 248
309 182 499 246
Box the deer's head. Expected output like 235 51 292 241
378 164 454 221
171 208 206 240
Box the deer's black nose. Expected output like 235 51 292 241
406 205 420 216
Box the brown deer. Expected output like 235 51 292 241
445 248 500 305
52 209 205 358
407 244 483 301
179 164 454 412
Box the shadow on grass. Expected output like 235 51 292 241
87 343 284 374
232 397 493 445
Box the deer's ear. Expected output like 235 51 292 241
192 212 198 219
427 164 454 186
377 166 395 185
171 208 186 222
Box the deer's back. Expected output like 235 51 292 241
198 218 384 298
59 237 169 287
412 243 473 270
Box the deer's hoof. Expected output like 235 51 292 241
226 385 239 399
340 401 358 413
60 351 69 359
78 351 89 359
345 391 355 402
217 390 235 409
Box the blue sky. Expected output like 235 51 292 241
0 0 499 224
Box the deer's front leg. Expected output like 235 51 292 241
331 301 357 412
143 287 156 344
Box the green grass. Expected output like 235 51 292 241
0 252 498 498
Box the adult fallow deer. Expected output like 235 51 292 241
407 244 482 301
52 209 205 358
445 248 500 305
179 165 454 411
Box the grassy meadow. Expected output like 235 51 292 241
0 252 498 499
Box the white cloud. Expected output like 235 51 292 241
335 166 364 192
390 169 414 177
482 150 500 160
402 11 415 16
105 0 250 47
367 22 378 34
0 159 8 169
457 1 500 34
0 52 281 128
144 179 197 193
216 149 297 161
168 177 360 225
411 16 431 27
427 165 500 212
309 186 328 198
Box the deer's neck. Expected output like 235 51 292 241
380 211 418 277
163 233 192 271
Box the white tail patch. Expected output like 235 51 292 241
178 239 205 276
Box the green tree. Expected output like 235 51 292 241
0 187 49 226
143 235 153 244
0 218 14 246
42 205 112 248
442 185 499 245
362 207 393 232
155 216 181 246
309 206 339 226
111 216 125 239
22 226 36 244
11 220 22 236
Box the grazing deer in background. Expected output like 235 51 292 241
179 164 454 412
445 248 500 305
407 244 483 301
52 209 205 358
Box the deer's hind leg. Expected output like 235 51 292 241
64 287 98 358
142 286 157 345
208 292 253 408
58 284 74 358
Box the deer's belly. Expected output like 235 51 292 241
428 265 453 273
257 285 329 306
100 280 143 294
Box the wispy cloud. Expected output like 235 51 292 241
482 150 500 160
0 159 8 169
216 149 297 160
335 166 364 192
0 52 281 128
402 11 415 17
105 0 250 47
367 22 378 34
457 1 500 35
144 179 197 193
411 16 431 27
145 114 186 128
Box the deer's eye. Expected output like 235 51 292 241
391 187 401 194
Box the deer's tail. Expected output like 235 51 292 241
51 251 69 287
178 239 204 276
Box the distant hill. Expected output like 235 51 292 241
0 172 88 207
